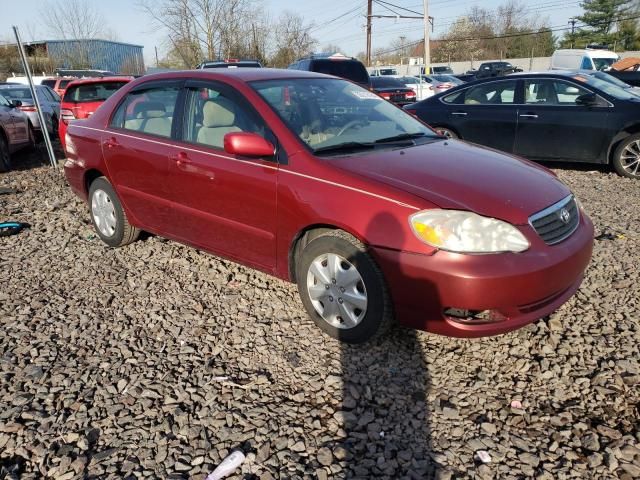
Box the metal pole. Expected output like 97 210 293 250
423 0 430 73
366 0 372 67
12 26 57 170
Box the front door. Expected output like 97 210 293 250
514 78 610 162
164 81 278 270
102 82 182 229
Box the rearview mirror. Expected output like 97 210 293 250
575 93 598 106
10 100 22 108
224 132 275 157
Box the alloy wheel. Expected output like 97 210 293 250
306 253 368 329
620 139 640 177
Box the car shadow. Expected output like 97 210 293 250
335 212 435 478
8 137 65 172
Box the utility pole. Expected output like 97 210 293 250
423 0 430 73
366 0 372 66
568 17 576 49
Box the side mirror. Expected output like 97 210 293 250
224 132 275 158
575 93 599 106
10 100 22 108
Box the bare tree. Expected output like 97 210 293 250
270 11 317 68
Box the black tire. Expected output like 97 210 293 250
50 116 59 137
27 123 36 150
435 127 458 139
613 133 640 179
296 230 393 344
0 135 10 173
88 177 140 247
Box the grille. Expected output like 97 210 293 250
529 195 579 245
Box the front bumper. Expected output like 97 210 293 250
372 213 594 337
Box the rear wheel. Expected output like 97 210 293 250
296 230 393 343
435 127 458 139
89 177 140 247
0 135 10 173
613 133 640 179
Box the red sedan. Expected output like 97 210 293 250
63 69 593 343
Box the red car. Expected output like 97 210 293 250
63 69 593 343
59 76 132 149
41 76 77 97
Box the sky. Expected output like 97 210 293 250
2 0 585 66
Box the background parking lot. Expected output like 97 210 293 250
1 153 639 478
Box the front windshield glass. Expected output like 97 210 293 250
573 73 638 101
251 78 438 154
593 57 616 71
590 71 632 89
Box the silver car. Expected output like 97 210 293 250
0 93 34 172
0 85 61 138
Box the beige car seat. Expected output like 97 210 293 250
197 97 242 148
124 101 171 136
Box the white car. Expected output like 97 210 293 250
397 76 432 100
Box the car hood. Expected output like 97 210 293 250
330 139 570 225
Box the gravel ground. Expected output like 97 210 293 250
0 147 639 479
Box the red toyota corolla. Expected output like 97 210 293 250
63 69 593 343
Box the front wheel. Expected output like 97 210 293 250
0 135 11 173
613 134 640 179
435 127 458 139
89 177 140 247
296 231 393 343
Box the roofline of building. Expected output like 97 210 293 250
20 39 144 49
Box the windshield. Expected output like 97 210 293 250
573 73 638 101
371 77 405 88
64 81 128 103
251 78 437 154
593 57 616 71
590 71 633 89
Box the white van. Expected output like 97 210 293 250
551 49 619 71
9 75 49 85
369 66 399 77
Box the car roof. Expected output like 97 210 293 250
65 76 134 88
133 68 334 84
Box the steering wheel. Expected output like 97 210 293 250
336 119 366 137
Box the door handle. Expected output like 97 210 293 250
171 152 192 168
451 111 467 116
103 137 118 148
519 113 539 118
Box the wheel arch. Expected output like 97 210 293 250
607 125 640 164
429 124 461 139
288 224 367 282
84 169 105 195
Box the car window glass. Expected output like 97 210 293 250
66 82 129 103
59 79 72 89
0 94 10 107
41 79 56 88
463 81 516 105
581 57 593 70
524 80 590 105
442 90 464 104
48 88 61 102
182 86 264 150
111 85 179 138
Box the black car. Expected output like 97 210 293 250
370 76 416 106
288 53 370 89
405 71 640 179
197 59 262 69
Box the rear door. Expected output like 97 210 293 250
164 80 279 270
440 79 519 153
102 81 182 229
514 78 610 162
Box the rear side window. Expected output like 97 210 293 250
463 81 517 105
310 59 369 84
64 82 128 103
110 85 179 138
59 79 72 89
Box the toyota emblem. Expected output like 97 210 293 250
559 208 571 224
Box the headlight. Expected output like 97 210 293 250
409 210 530 253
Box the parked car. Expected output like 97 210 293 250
59 76 132 149
421 66 454 75
475 61 523 79
370 76 416 105
397 76 432 100
289 53 370 89
369 66 400 77
196 59 262 69
41 76 77 96
414 74 456 95
405 71 640 179
63 68 593 343
0 84 60 138
0 93 35 172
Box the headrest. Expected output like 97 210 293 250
133 101 166 118
202 98 236 128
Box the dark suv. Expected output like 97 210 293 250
288 53 370 88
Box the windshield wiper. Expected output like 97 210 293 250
373 132 428 144
313 142 376 154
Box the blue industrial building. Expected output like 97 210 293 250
23 39 144 75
